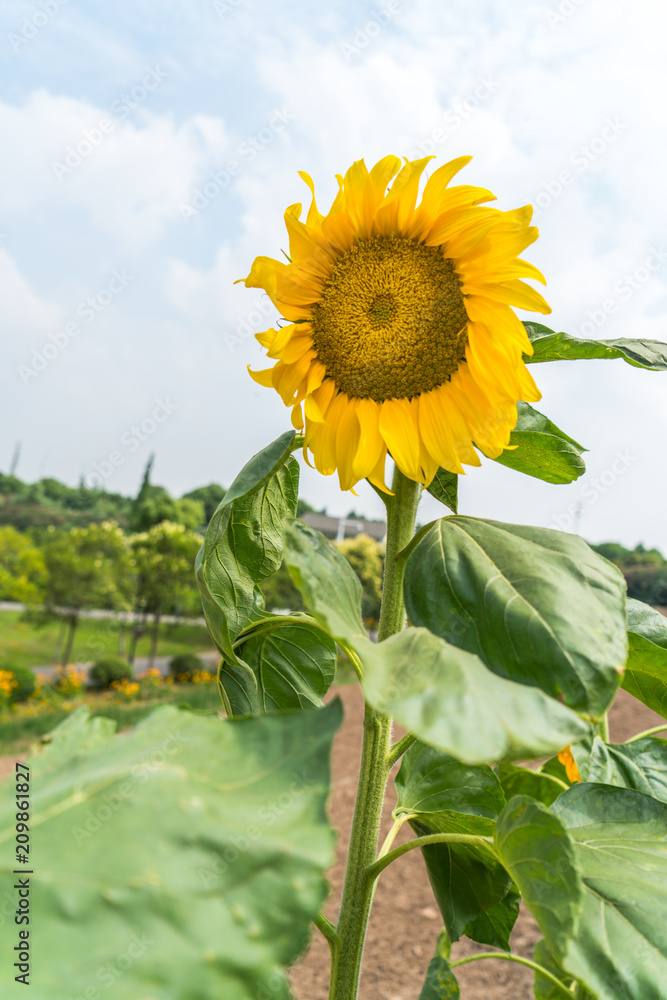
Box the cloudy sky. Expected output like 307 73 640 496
2 0 667 548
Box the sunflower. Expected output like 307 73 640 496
240 154 550 491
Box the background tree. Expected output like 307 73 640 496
181 484 226 527
130 522 202 667
42 521 134 664
336 534 384 623
0 526 47 604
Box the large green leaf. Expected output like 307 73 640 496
394 742 510 940
219 619 337 717
0 701 341 999
524 321 667 370
533 939 578 1000
495 796 583 960
357 628 589 765
552 783 667 1000
571 734 667 802
622 600 667 718
463 886 520 951
418 930 460 999
283 519 366 644
195 438 299 671
427 468 458 513
491 401 586 484
497 762 565 808
404 517 626 718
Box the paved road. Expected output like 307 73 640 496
0 601 206 627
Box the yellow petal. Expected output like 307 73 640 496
247 365 275 387
379 397 423 482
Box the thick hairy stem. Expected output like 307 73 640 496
328 467 421 1000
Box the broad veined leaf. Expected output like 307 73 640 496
491 401 586 484
195 439 299 670
219 619 337 718
404 517 626 718
532 939 582 1000
497 762 565 808
524 321 667 370
283 519 366 644
622 600 667 718
571 734 667 802
357 628 589 765
394 742 510 940
552 783 667 1000
427 468 458 513
0 701 342 1000
495 796 583 961
418 930 460 999
463 886 521 952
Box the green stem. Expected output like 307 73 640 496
626 723 667 743
594 712 609 742
365 833 496 882
450 952 574 998
387 732 417 768
315 912 339 962
329 467 421 1000
377 815 409 859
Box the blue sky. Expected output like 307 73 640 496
2 0 667 548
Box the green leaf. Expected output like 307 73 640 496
539 754 573 787
0 700 342 1000
495 796 583 960
622 632 667 719
552 783 667 1000
221 429 297 507
394 741 510 940
219 619 337 718
357 628 589 765
195 445 299 671
573 734 667 802
427 468 458 513
419 930 461 999
524 321 667 370
497 762 565 808
463 886 521 951
533 939 577 1000
283 519 366 643
627 598 667 649
404 517 627 718
491 401 586 485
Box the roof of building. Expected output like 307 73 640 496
301 512 386 543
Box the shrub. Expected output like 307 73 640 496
169 653 205 683
0 663 37 703
89 657 134 690
53 665 86 696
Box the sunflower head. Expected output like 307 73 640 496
240 154 550 492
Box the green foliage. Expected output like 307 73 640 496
169 652 205 680
524 321 667 369
491 401 586 484
0 662 36 702
336 534 383 622
622 598 667 717
89 657 134 689
427 468 458 513
418 930 460 998
42 521 134 613
0 525 47 603
404 517 627 718
0 700 341 999
181 483 227 525
132 521 202 616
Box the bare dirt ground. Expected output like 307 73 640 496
1 682 663 999
289 684 667 1000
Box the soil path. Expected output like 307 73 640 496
289 684 667 1000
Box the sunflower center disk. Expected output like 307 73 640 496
310 236 469 402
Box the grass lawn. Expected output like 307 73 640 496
0 682 225 756
0 610 214 669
